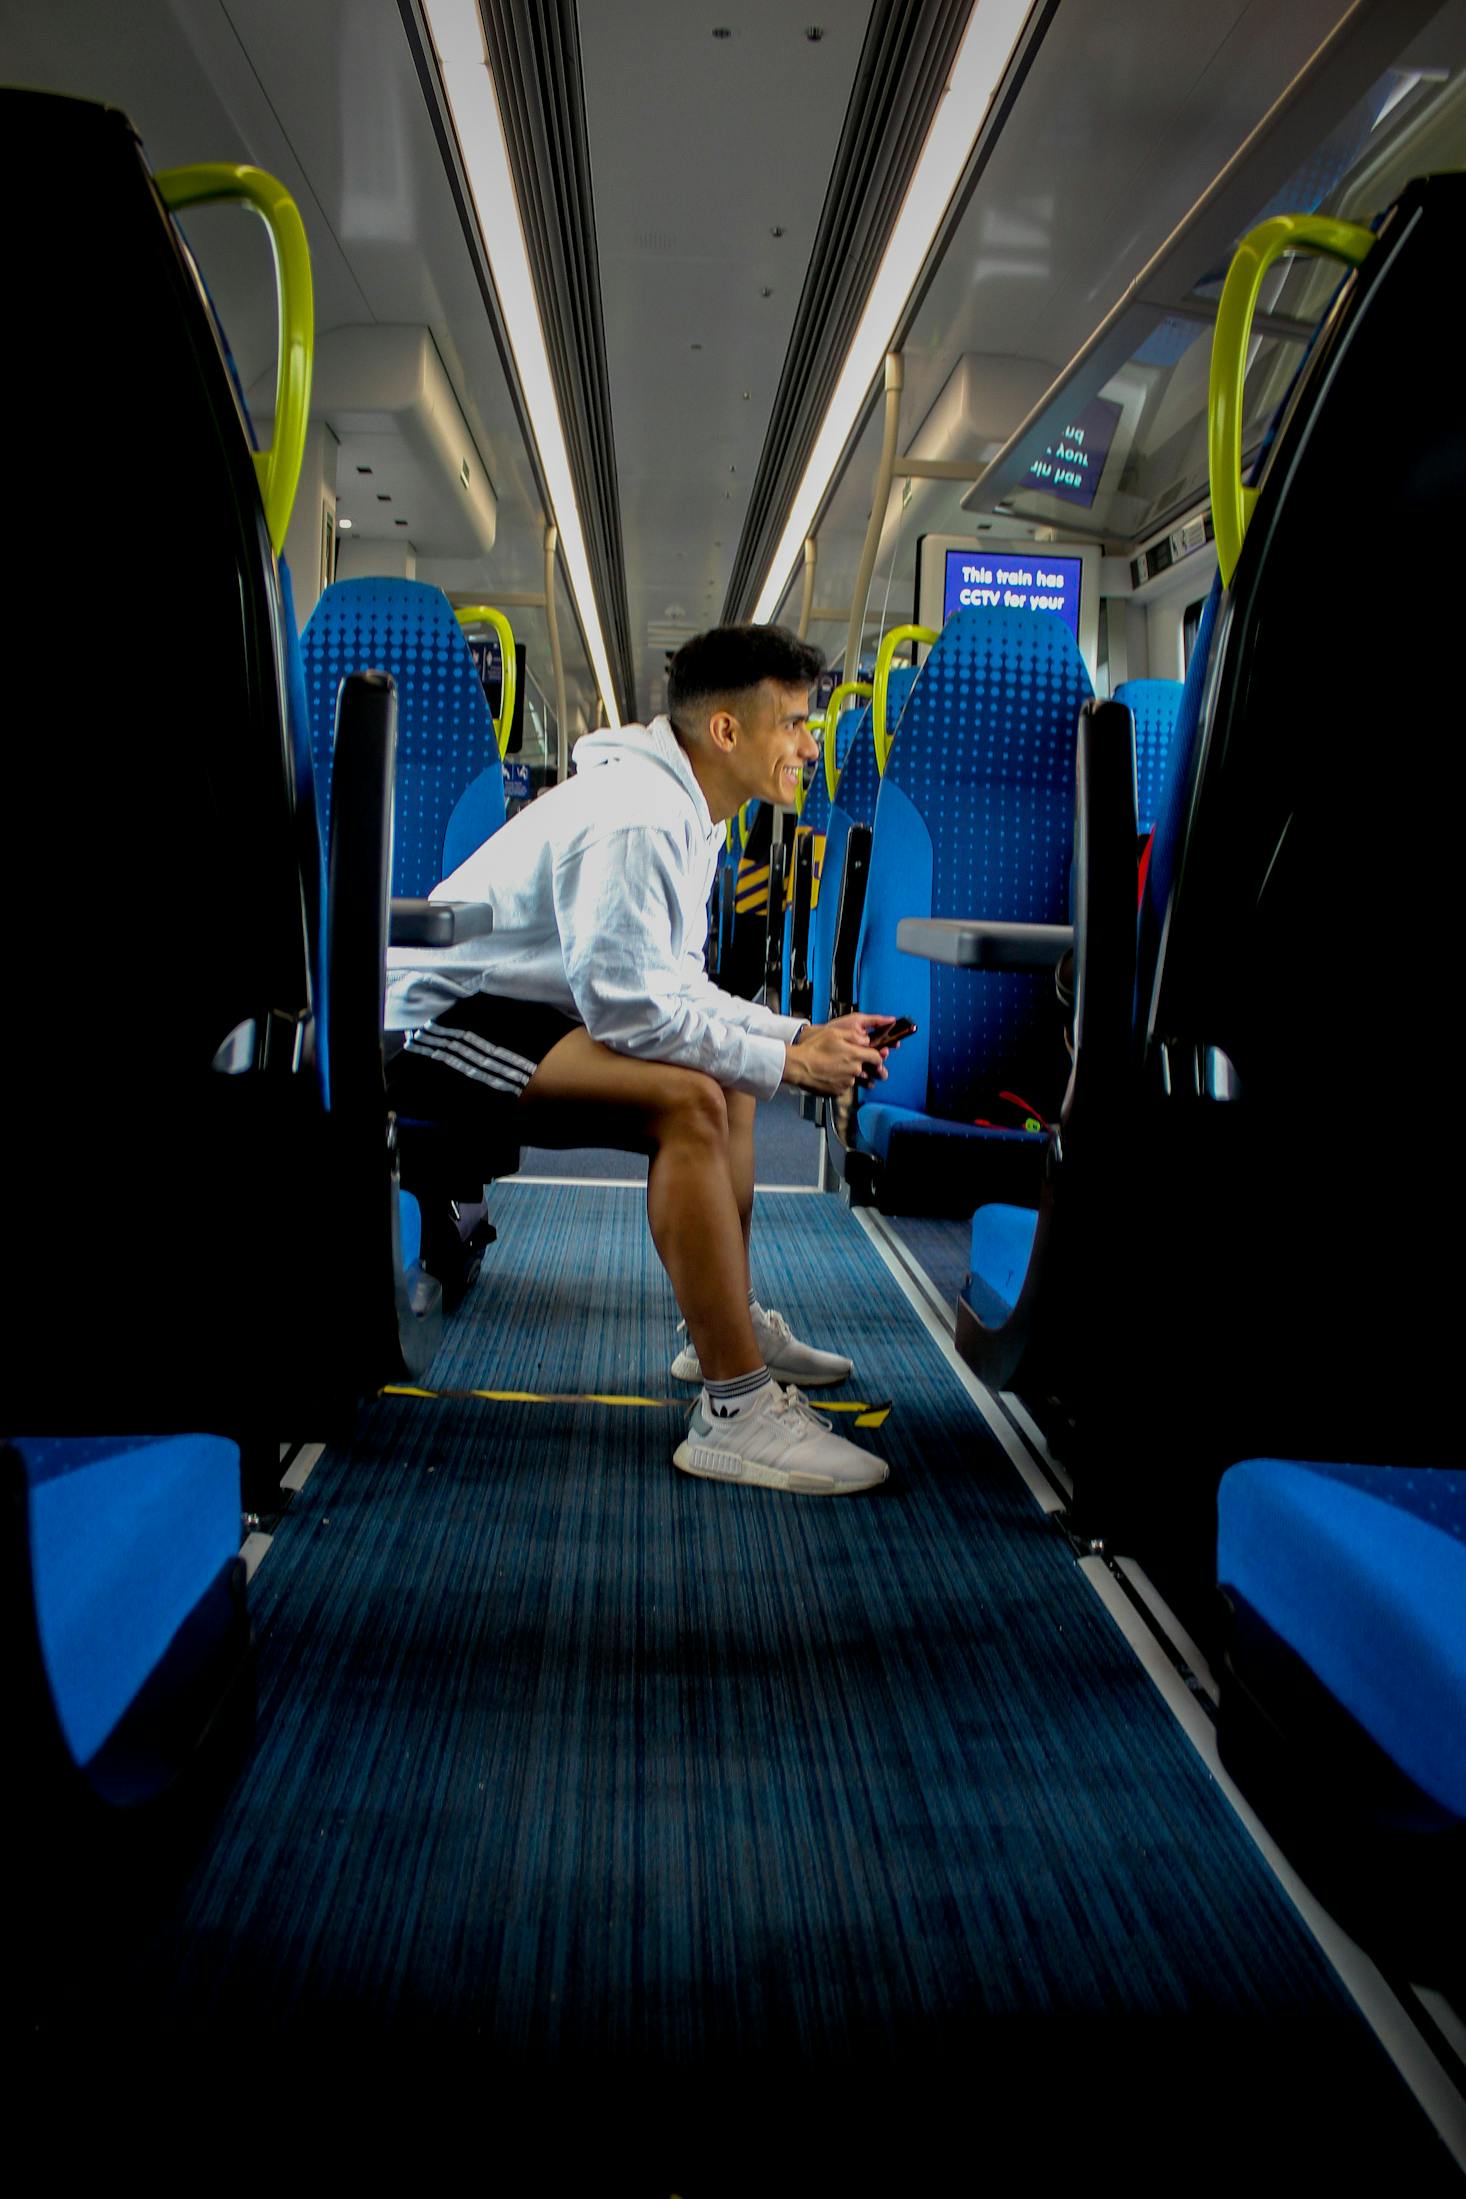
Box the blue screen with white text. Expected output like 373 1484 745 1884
943 548 1082 645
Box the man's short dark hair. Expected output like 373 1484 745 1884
667 624 824 730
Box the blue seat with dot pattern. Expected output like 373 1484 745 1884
808 671 918 1026
302 577 506 899
1112 678 1183 836
850 608 1092 1207
1218 1459 1466 1818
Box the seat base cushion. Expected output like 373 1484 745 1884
1217 1460 1466 1817
852 1102 1046 1217
964 1204 1040 1326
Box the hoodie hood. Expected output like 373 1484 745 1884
572 715 711 833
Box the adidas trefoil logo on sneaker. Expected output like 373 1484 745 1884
673 1382 886 1497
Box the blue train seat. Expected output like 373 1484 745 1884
953 168 1466 1614
3 92 455 1925
808 672 918 1027
1217 1458 1465 1984
843 609 1092 1212
302 576 505 1297
7 1434 251 1809
959 598 1218 1364
302 576 506 897
781 701 866 1016
1110 677 1183 835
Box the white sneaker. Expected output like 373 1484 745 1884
670 1305 853 1387
673 1382 888 1495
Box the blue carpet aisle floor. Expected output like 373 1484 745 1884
883 1211 974 1319
39 1185 1457 2182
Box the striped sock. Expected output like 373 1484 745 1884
703 1365 772 1419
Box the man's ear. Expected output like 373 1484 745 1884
708 707 738 755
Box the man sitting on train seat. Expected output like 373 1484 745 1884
386 623 899 1497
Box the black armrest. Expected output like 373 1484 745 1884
897 918 1074 970
327 670 443 1381
1068 696 1139 1107
389 899 494 948
763 820 790 995
830 824 872 1021
787 830 815 1019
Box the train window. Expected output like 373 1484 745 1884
991 61 1466 584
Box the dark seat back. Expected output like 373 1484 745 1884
1 91 426 1426
1147 171 1466 1456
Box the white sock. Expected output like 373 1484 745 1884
703 1365 772 1419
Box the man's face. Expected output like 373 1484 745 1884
735 679 818 809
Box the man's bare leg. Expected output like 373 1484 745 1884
519 1028 759 1382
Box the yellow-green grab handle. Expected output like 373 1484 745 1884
797 714 825 815
1209 211 1374 587
738 799 756 850
156 164 314 558
873 626 936 775
821 681 872 802
454 606 518 759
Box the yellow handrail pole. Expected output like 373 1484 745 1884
1209 211 1374 586
543 525 568 780
873 625 936 775
821 680 872 802
156 163 313 558
453 606 519 758
843 353 905 689
797 537 818 642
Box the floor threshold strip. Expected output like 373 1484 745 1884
997 1386 1076 1501
851 1201 1466 2168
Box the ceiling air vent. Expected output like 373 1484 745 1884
647 620 696 653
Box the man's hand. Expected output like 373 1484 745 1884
781 1013 897 1096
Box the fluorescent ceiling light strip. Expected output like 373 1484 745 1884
425 0 621 725
753 0 1035 626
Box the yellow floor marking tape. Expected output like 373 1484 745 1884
382 1384 892 1429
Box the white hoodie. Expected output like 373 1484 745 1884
385 716 803 1099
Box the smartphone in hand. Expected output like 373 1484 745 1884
860 1015 917 1082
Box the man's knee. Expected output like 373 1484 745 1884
650 1066 730 1148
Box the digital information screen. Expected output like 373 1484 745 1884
943 547 1083 646
1021 392 1123 508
